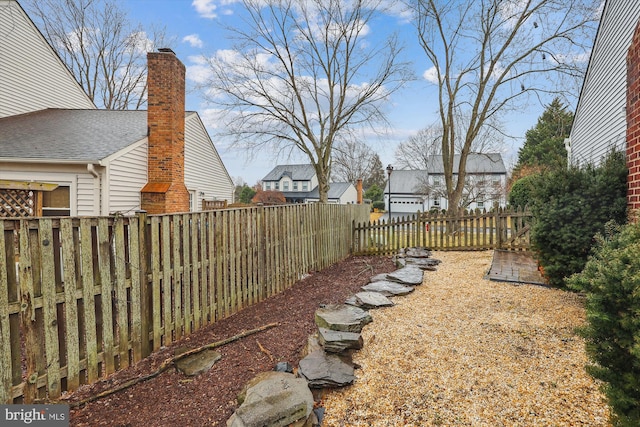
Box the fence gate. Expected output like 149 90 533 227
352 207 532 255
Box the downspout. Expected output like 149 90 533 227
87 163 102 215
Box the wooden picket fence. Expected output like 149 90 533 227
0 203 368 404
352 207 532 255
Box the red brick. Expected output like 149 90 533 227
141 50 190 214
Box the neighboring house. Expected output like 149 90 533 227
0 0 234 216
306 182 358 204
567 0 640 166
0 0 95 117
384 153 507 214
261 164 358 204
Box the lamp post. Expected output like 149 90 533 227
386 164 393 222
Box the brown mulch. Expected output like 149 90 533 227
66 255 396 427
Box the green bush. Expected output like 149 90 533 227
568 222 640 426
529 150 627 287
364 184 384 202
372 200 385 211
508 173 542 209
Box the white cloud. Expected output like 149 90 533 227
183 34 203 48
423 66 440 84
192 0 218 19
185 55 212 84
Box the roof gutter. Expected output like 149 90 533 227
0 158 102 165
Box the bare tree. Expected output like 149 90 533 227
395 125 442 170
396 117 504 170
409 0 598 216
332 140 382 186
201 0 412 202
26 0 172 110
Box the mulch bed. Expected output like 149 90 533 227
66 255 396 426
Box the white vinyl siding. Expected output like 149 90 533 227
77 174 99 216
184 114 234 210
0 1 95 118
107 142 147 215
569 0 639 166
339 185 358 204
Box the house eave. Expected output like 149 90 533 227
0 157 104 165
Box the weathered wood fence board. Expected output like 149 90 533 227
352 207 532 255
0 203 368 403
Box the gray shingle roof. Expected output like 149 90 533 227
386 153 506 193
0 108 196 162
421 153 506 174
262 164 316 181
307 182 353 199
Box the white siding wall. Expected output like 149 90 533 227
184 114 234 210
0 1 95 118
339 185 358 204
570 1 640 166
77 174 99 216
107 142 147 215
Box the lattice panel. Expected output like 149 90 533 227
0 189 36 217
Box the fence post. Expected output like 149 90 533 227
495 207 502 249
136 211 151 358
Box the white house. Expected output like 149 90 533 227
261 164 358 204
567 0 640 166
0 0 234 216
385 153 507 214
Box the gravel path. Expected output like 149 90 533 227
321 251 611 426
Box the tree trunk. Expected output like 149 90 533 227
317 174 330 203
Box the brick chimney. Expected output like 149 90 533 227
356 179 363 204
141 48 190 214
627 21 640 219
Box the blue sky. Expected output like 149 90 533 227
124 0 571 186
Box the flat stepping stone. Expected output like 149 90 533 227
404 257 441 270
315 304 372 333
361 280 414 296
405 247 433 258
346 291 394 309
318 328 363 353
369 273 390 283
175 349 222 376
298 350 355 388
228 371 314 427
386 266 424 286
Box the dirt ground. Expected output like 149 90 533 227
65 255 396 426
65 251 609 427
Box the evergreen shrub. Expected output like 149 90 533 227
568 222 640 426
528 150 627 287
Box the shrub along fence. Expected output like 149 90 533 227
0 203 369 404
352 207 532 255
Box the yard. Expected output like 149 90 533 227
65 251 609 426
322 251 610 426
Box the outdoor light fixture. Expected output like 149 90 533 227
386 164 393 222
